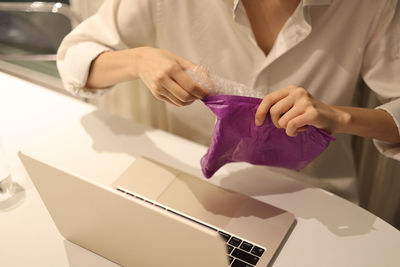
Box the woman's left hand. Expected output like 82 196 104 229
255 85 349 136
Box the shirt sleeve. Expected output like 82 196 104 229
361 0 400 160
56 0 156 98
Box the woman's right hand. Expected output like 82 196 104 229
130 47 209 106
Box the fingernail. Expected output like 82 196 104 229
255 119 261 126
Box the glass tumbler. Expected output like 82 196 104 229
0 137 12 201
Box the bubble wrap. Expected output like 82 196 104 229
186 66 264 98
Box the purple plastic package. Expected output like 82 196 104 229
200 95 336 178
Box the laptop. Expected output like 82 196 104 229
19 151 295 267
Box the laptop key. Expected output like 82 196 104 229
228 237 242 247
219 231 231 242
239 241 253 252
228 256 234 264
251 246 265 257
227 244 234 254
231 259 253 267
232 248 259 265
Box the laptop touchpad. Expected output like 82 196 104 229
157 172 247 229
111 157 178 200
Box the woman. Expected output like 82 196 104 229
57 0 400 200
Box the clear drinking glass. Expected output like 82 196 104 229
0 137 13 201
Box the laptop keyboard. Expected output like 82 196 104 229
218 231 265 266
117 187 266 267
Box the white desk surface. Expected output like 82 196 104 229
0 70 399 267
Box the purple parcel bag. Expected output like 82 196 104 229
201 95 335 178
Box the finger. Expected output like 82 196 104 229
159 94 194 107
171 69 209 99
269 95 296 128
175 57 210 97
152 88 181 106
158 94 179 106
286 113 311 136
160 85 192 106
175 56 197 71
277 104 305 129
160 76 197 103
297 126 308 132
142 76 186 106
150 81 189 106
255 88 292 126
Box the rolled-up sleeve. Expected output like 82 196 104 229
361 0 400 160
56 0 156 98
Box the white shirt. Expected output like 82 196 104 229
57 0 400 199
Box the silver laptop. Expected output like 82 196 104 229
19 151 295 267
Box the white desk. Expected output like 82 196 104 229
0 70 399 267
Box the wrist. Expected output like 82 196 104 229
332 105 351 134
128 47 149 79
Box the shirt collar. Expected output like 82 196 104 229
221 0 239 16
233 0 240 13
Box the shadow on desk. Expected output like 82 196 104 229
80 110 376 238
80 110 202 177
220 167 377 237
